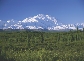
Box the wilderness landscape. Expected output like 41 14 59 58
0 29 84 61
0 0 84 61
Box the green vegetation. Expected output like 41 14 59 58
0 29 84 61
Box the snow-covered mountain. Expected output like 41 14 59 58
0 14 84 31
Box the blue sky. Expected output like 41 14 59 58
0 0 84 24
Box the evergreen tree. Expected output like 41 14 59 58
77 26 78 32
83 28 84 32
71 35 74 42
41 32 44 43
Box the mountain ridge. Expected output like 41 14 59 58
0 14 84 30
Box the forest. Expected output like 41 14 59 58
0 28 84 61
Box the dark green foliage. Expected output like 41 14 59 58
83 28 84 32
41 32 44 43
0 30 84 61
77 26 78 32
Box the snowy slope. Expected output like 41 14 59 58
0 14 84 30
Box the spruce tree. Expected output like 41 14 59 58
83 28 84 32
41 32 44 43
77 26 78 32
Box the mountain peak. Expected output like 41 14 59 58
22 14 57 23
0 14 84 30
